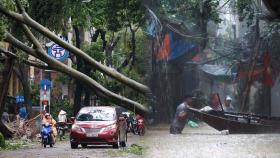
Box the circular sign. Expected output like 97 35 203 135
47 43 69 62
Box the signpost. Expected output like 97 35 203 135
40 79 52 114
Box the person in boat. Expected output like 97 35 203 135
170 94 193 134
223 96 234 112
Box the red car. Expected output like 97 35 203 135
70 106 127 148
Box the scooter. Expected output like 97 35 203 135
129 118 138 134
41 123 54 148
56 122 67 141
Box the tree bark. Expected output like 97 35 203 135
73 25 84 115
118 26 137 71
13 63 32 117
0 57 15 137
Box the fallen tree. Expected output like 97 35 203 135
0 4 150 94
0 1 150 116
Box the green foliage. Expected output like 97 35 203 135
30 83 40 106
160 0 221 24
82 41 105 62
109 144 144 155
0 139 29 150
0 0 28 40
56 72 72 85
0 132 5 148
126 144 144 155
28 0 67 32
262 22 280 39
50 99 73 119
236 0 255 26
0 16 7 41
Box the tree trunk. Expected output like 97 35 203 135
118 27 137 71
83 65 91 106
73 25 84 115
13 63 32 118
0 57 15 137
130 28 136 69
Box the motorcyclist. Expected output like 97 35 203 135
57 110 67 139
42 113 57 144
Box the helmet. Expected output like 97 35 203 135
59 110 66 115
45 113 50 116
226 96 232 101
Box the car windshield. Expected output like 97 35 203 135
76 108 116 121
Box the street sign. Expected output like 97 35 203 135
40 79 52 90
16 96 24 103
40 79 52 113
46 37 69 62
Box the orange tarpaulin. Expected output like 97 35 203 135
156 33 171 60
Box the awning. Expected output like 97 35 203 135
200 64 233 81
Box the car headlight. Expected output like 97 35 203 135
100 124 116 133
72 124 85 132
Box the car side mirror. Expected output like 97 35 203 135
70 117 75 124
118 116 125 121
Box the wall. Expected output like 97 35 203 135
271 75 280 117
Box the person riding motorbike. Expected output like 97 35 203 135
57 110 67 140
42 113 57 144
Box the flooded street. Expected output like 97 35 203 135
141 123 280 158
1 123 280 158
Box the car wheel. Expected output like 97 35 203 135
71 143 78 149
81 144 87 148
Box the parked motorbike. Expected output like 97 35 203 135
128 117 137 134
128 115 145 136
41 123 54 148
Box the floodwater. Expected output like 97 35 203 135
141 123 280 158
0 123 279 158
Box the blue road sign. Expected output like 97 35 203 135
16 96 24 103
47 40 69 62
40 79 52 90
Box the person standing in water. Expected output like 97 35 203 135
170 94 193 134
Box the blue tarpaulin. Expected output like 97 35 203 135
156 32 196 61
169 32 196 60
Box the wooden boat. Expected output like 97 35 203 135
187 107 280 134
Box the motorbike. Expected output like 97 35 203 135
56 122 67 141
128 117 138 134
128 116 145 136
41 123 54 148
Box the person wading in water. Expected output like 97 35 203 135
170 94 193 134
